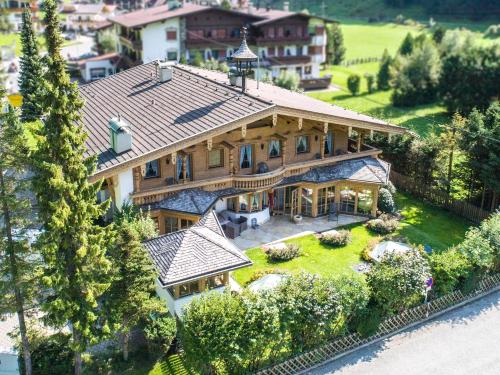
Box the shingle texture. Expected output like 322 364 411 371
143 211 251 286
144 187 246 215
280 157 390 186
80 63 272 173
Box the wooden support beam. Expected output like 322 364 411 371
298 117 303 130
171 152 177 164
323 122 329 134
348 126 352 137
272 113 277 127
206 138 213 151
241 124 247 138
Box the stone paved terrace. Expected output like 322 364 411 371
231 215 368 250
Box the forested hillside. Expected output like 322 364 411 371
264 0 500 21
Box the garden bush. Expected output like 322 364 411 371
364 73 375 93
485 24 500 38
382 181 396 195
429 248 472 295
347 74 361 96
143 313 177 353
366 214 399 234
362 237 382 262
275 70 300 91
377 188 396 213
320 229 352 247
265 243 301 262
367 249 430 314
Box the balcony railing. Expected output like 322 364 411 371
119 35 141 51
132 149 381 205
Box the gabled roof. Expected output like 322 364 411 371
109 3 208 28
143 211 251 286
145 187 246 215
80 63 405 179
80 63 273 174
280 156 390 186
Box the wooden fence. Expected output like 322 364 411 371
390 171 492 224
256 273 500 375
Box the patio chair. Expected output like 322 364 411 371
225 221 240 239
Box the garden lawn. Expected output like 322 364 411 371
232 192 471 286
99 354 192 375
395 193 470 251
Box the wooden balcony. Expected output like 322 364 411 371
119 35 142 51
131 149 381 206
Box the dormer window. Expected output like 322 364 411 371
144 160 160 179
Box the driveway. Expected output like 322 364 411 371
311 290 500 375
61 35 95 60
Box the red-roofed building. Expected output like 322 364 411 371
108 2 334 88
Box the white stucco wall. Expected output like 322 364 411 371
141 18 180 63
214 198 227 213
229 207 270 226
81 59 115 82
155 281 226 318
113 169 134 210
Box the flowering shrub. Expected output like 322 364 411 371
265 243 301 262
320 229 352 247
366 214 399 234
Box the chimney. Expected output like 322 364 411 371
283 1 289 11
157 61 173 83
109 116 132 154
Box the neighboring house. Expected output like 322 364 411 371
108 2 332 88
0 0 38 31
78 40 405 240
0 314 19 375
61 3 117 32
77 52 120 82
144 210 252 317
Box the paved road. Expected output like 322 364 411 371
311 290 500 375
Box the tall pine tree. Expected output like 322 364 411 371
0 93 37 375
104 220 164 361
33 1 112 374
327 23 346 65
19 7 44 123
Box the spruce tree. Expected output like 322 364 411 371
33 1 112 374
399 32 414 56
104 220 164 361
0 93 36 375
327 23 346 65
377 49 392 90
19 7 44 122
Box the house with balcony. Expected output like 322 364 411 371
81 64 405 238
108 2 332 88
61 3 117 32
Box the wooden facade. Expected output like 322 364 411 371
124 113 387 235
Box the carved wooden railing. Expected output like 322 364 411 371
132 149 381 205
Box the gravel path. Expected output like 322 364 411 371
310 290 500 375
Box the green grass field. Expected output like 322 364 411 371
232 192 471 286
306 19 499 136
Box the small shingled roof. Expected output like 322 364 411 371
145 188 246 215
279 157 390 186
143 211 251 286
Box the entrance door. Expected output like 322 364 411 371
290 188 299 218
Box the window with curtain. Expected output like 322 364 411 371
251 193 260 212
239 195 248 212
145 160 159 178
301 188 313 216
296 135 309 154
269 140 281 158
240 144 252 169
176 155 191 181
208 149 223 168
324 131 333 156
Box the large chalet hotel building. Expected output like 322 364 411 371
82 33 405 315
107 1 332 88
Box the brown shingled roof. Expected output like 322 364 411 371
109 3 208 28
80 63 273 175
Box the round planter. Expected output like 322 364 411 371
293 215 303 224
